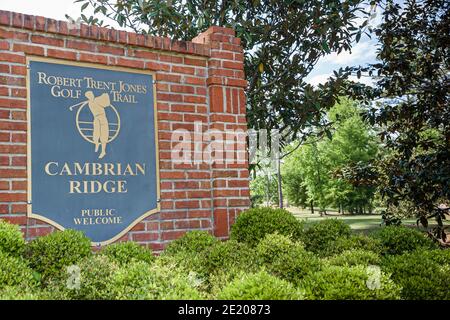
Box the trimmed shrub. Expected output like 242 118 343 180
0 286 41 300
157 239 259 288
230 207 304 247
109 261 204 300
421 248 450 265
164 230 218 256
100 241 154 266
198 240 261 296
217 270 303 300
256 233 321 284
326 249 381 267
203 240 259 276
301 265 401 300
46 254 119 300
0 251 38 289
302 219 352 256
321 234 382 257
382 250 450 300
25 229 92 280
0 219 25 257
371 226 437 255
158 231 219 281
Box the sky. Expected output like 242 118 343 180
0 0 380 86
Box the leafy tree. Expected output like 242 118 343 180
294 140 331 213
324 98 380 213
73 0 372 144
249 174 278 207
281 148 309 209
282 99 380 213
346 0 449 242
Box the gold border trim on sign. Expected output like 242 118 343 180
26 56 160 246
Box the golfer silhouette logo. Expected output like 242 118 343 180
68 91 121 159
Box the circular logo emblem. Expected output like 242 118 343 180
75 103 121 144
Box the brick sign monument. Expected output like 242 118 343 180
0 10 250 250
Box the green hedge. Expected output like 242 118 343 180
300 264 401 300
109 261 204 300
230 208 304 247
0 250 38 289
202 240 259 277
256 233 321 284
217 270 303 300
164 230 218 256
382 250 450 300
0 219 25 257
0 216 447 301
100 241 155 266
25 229 92 281
302 219 352 256
46 254 119 300
0 286 41 300
371 226 437 255
321 234 382 257
326 249 381 267
158 238 259 289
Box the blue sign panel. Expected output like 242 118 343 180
27 57 159 245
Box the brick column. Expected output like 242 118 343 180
193 27 250 239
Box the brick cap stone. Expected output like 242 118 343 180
0 9 227 57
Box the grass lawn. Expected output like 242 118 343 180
286 206 447 234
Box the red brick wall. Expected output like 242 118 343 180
0 10 250 251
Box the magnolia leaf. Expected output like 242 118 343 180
258 63 264 73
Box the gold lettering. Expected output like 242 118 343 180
69 180 81 193
60 163 72 175
135 163 146 175
44 162 59 175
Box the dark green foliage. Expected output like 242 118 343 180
256 233 321 284
100 241 154 265
301 265 401 300
230 208 304 247
302 219 351 256
25 230 92 280
371 226 437 256
217 270 303 300
345 0 450 241
382 250 450 300
77 0 369 148
0 219 25 257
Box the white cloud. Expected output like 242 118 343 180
0 0 80 20
348 75 375 87
306 72 375 87
321 40 377 66
307 73 332 87
0 0 127 30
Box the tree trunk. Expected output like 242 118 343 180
277 157 283 208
